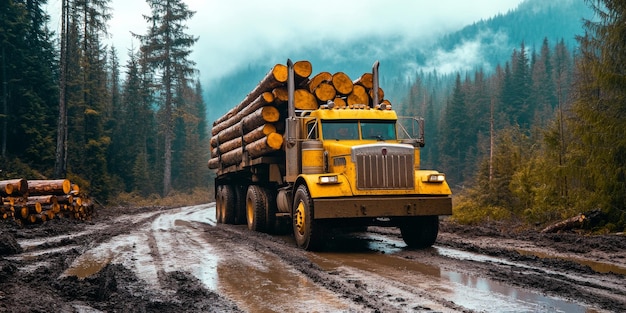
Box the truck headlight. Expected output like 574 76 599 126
318 175 339 184
425 174 446 183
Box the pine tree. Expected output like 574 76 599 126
1 0 58 173
569 0 626 229
136 0 198 196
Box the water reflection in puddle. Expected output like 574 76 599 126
310 237 599 313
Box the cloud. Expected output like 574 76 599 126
46 0 525 82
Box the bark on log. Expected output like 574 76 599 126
208 132 284 169
241 106 280 133
353 73 373 89
331 72 353 95
211 103 279 149
0 179 28 197
211 124 277 156
243 124 277 145
28 179 71 196
541 213 587 233
212 64 287 128
313 82 337 102
212 92 275 136
347 84 370 107
272 87 288 103
308 72 332 93
294 89 319 110
247 133 284 159
27 195 58 205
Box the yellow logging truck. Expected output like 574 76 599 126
208 60 451 250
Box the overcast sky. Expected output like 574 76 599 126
46 0 525 83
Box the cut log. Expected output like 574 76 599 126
347 84 370 107
293 60 313 81
241 106 280 133
0 179 28 197
307 72 332 93
208 132 284 169
211 124 277 156
27 195 58 205
212 64 287 129
331 72 353 95
272 87 289 103
332 97 347 109
243 124 277 145
28 179 71 196
541 213 587 233
368 86 384 103
247 133 284 159
353 73 373 89
212 92 275 136
313 82 337 102
294 89 319 110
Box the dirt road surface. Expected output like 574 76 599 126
1 204 625 312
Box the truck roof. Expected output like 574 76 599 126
308 107 398 120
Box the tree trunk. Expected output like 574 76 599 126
246 132 284 159
541 213 587 233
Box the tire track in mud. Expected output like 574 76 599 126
201 223 465 312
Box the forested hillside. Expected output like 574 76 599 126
0 0 209 200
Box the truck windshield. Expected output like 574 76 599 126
322 121 359 140
321 120 397 140
361 122 396 140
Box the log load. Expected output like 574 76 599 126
208 60 395 170
1 178 94 225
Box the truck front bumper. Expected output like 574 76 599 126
312 196 452 219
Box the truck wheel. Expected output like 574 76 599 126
261 187 277 234
233 185 247 225
215 185 225 223
400 216 439 249
293 184 324 251
217 185 236 224
246 185 267 232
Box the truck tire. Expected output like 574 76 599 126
293 184 324 251
233 185 247 225
216 185 236 224
400 216 439 249
246 185 267 232
261 187 277 234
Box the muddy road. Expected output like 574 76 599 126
1 204 625 312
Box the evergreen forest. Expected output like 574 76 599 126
1 0 625 231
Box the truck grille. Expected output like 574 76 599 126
352 144 415 189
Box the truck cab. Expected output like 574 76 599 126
287 102 452 250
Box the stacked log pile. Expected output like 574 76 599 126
0 178 94 225
208 60 393 169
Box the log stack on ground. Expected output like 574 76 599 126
0 178 94 225
208 60 394 169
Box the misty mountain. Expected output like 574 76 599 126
203 0 592 124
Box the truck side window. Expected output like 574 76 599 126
306 121 318 139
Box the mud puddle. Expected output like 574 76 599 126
516 248 626 275
314 231 604 312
